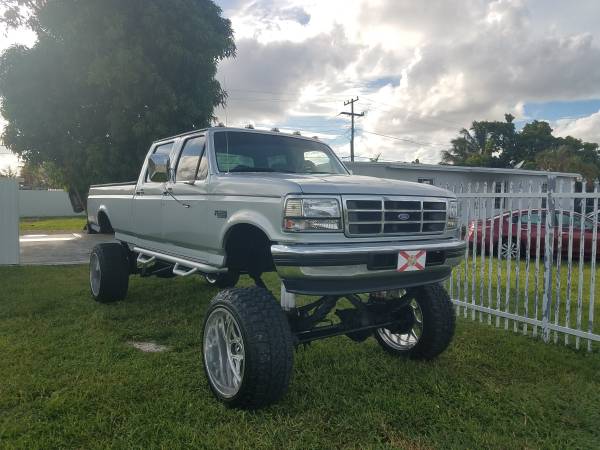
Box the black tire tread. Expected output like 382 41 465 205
90 243 129 303
203 287 293 409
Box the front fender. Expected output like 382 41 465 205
219 208 281 248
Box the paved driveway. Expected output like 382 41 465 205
20 233 115 265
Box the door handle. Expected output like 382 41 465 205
136 188 145 195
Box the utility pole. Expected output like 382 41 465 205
340 97 364 162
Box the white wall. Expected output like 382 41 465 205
0 178 19 265
19 190 83 218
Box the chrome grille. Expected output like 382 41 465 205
344 196 447 236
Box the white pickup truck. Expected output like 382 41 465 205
87 127 465 409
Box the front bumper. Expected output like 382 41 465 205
271 238 466 295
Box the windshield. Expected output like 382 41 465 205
213 131 348 175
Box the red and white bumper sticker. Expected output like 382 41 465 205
397 250 426 272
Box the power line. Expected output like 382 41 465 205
359 129 448 148
361 97 465 129
340 97 364 162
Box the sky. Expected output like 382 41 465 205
3 0 600 171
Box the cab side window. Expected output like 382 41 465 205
176 136 207 182
146 142 174 182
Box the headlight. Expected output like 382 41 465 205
284 198 342 232
447 200 458 230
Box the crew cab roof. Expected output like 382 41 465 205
153 126 321 145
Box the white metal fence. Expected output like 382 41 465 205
446 176 600 351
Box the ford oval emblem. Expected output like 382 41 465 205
397 213 410 221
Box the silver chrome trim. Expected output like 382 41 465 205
172 263 200 277
343 195 449 237
203 307 245 398
133 247 226 274
271 238 465 258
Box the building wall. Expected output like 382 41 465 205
347 163 574 192
19 190 83 218
0 178 19 265
346 163 578 223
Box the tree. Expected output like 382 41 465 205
514 120 556 165
0 0 235 202
442 115 600 181
0 166 18 178
535 145 596 180
441 114 516 167
19 160 63 189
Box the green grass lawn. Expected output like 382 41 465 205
447 252 600 346
20 216 87 234
1 266 599 449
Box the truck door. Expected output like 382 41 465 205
162 134 211 261
132 141 174 243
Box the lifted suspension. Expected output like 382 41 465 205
285 287 417 345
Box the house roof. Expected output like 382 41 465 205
346 161 581 179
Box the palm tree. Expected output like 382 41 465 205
441 114 516 167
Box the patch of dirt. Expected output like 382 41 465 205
128 341 170 353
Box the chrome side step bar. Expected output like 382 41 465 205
133 247 226 275
172 263 199 277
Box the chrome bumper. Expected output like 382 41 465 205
271 238 466 295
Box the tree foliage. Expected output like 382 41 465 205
19 160 63 188
0 0 235 199
442 114 600 180
441 114 517 168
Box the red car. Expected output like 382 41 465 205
468 209 600 260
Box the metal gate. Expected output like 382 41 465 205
447 176 600 351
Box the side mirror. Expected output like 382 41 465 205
147 154 170 183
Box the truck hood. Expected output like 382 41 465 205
211 173 454 198
291 174 453 197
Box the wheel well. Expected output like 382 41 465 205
97 211 114 233
224 224 273 275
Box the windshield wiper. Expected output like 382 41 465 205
305 171 335 174
229 167 276 173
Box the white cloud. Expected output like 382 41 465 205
3 1 600 165
216 0 600 163
554 110 600 144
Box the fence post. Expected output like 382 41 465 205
541 175 556 342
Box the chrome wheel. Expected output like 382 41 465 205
90 252 101 297
376 299 423 350
203 307 245 398
500 241 518 259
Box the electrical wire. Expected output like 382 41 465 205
359 129 448 148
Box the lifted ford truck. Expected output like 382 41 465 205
87 127 465 409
